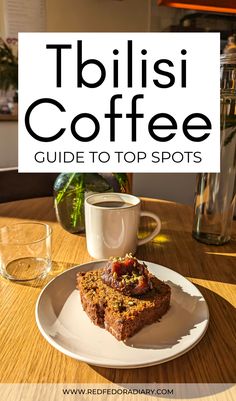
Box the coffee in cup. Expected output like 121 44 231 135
85 193 161 259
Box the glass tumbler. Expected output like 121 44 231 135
0 222 52 281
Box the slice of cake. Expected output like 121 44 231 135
76 255 171 341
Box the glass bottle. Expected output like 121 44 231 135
54 173 130 234
192 53 236 245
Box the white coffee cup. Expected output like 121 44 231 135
85 193 161 259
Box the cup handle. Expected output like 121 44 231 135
138 211 161 246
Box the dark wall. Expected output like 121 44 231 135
0 170 58 203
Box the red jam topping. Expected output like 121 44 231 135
101 255 152 296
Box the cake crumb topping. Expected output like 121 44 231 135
101 254 153 296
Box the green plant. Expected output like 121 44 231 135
55 173 129 230
0 38 18 91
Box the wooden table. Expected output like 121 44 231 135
0 197 235 386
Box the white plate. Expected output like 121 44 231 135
35 260 209 369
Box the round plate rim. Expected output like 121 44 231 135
35 260 209 369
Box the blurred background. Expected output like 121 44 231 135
0 0 235 204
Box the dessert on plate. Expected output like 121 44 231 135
76 255 171 341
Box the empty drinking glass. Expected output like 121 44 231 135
0 222 52 281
